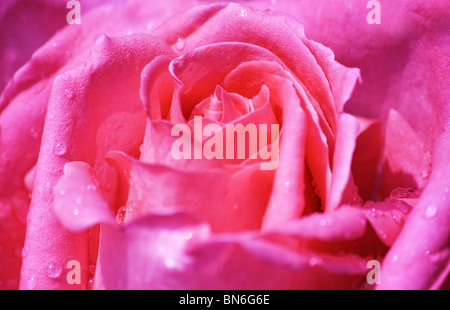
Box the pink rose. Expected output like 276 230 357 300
0 0 449 290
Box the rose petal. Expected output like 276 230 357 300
106 151 274 233
53 161 115 232
266 206 367 242
327 113 360 212
94 212 369 289
380 109 432 198
20 34 173 289
262 83 306 229
154 2 361 132
379 129 450 289
351 117 384 201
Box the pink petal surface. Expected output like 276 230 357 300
3 0 448 290
53 162 115 232
262 84 306 229
380 109 432 198
327 113 360 212
379 130 450 289
92 212 369 290
351 117 383 201
107 151 274 233
0 0 200 289
154 2 361 133
20 34 174 289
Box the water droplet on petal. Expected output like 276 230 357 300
429 252 441 264
22 245 28 258
164 257 177 269
46 262 62 279
116 206 127 225
309 257 322 266
73 208 80 216
175 37 185 50
185 232 193 241
390 187 415 199
240 8 248 17
368 207 377 218
30 127 39 139
54 142 67 156
424 205 438 218
86 278 94 290
319 219 327 226
421 169 429 179
391 209 403 224
64 88 74 99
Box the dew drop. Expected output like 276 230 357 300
22 245 28 258
64 87 74 99
240 8 248 17
429 252 441 264
54 142 67 156
86 184 97 191
164 257 176 269
424 205 438 218
391 209 402 224
421 169 430 179
46 262 63 279
30 127 39 139
309 257 321 266
175 37 186 50
319 219 327 226
73 208 80 216
368 207 377 218
390 187 415 199
86 278 94 290
116 206 127 225
185 231 193 241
